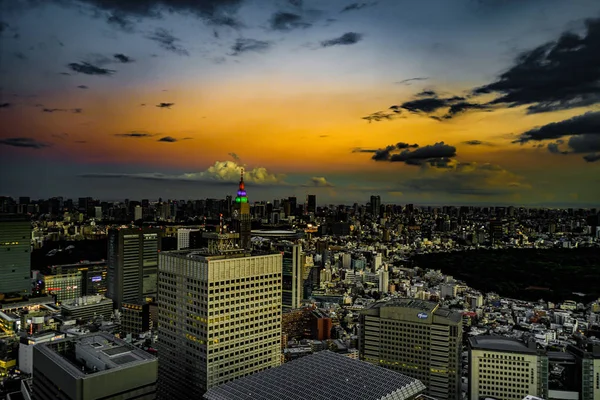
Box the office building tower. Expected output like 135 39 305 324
359 299 463 400
379 266 389 293
306 194 316 214
19 331 66 375
370 195 381 217
204 351 426 400
45 261 108 297
279 243 303 310
468 335 549 400
177 228 200 250
134 205 143 221
232 169 251 249
157 234 282 398
43 270 82 302
0 214 32 296
566 340 600 400
33 332 157 400
106 227 162 308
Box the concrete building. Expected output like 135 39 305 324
45 261 108 298
43 270 82 302
468 335 548 400
106 227 162 308
157 242 282 398
204 350 426 400
279 243 303 310
60 295 114 322
32 332 157 400
177 228 200 250
359 299 463 400
0 214 32 296
18 331 65 375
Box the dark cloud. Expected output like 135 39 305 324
473 17 600 114
463 140 493 146
0 137 51 149
156 102 174 109
362 110 400 123
400 97 451 113
67 62 115 75
388 142 457 165
114 132 156 138
114 53 134 63
147 28 189 56
42 108 82 113
340 2 375 13
231 38 271 55
158 136 177 142
270 12 311 31
514 111 600 143
106 13 135 32
14 52 27 60
395 77 428 85
547 142 568 155
416 90 436 97
387 92 488 120
321 32 363 47
0 103 11 108
354 142 424 162
567 134 600 153
583 153 600 162
77 85 88 89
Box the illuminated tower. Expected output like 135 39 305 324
233 168 252 249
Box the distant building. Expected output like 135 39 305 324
204 350 426 400
359 299 463 400
19 331 65 375
60 295 113 323
370 195 381 217
32 332 157 400
0 214 32 296
177 228 200 250
468 335 548 400
231 170 251 249
106 227 162 308
306 194 316 214
157 239 282 398
278 243 303 310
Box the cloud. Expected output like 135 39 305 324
583 153 600 162
567 134 600 153
321 32 363 47
269 12 311 31
388 142 457 165
228 152 241 162
463 140 493 146
42 108 82 113
67 62 115 75
354 142 425 163
77 85 88 89
0 137 51 149
362 110 400 123
473 17 600 114
80 160 286 186
394 77 428 85
514 111 600 143
106 14 135 32
340 2 375 13
146 28 189 56
114 53 134 63
0 103 11 108
396 142 420 149
157 136 177 142
156 102 174 108
303 177 334 187
114 132 156 138
231 38 272 55
399 162 530 196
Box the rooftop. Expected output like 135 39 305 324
35 332 155 378
162 249 280 261
204 350 425 400
469 335 538 355
373 298 438 313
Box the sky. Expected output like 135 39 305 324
0 0 599 207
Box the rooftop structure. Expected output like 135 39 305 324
204 350 426 400
469 335 538 355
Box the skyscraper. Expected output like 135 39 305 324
106 227 162 308
232 169 251 249
279 243 303 310
0 214 32 296
359 299 463 400
306 194 316 214
156 239 282 398
370 195 381 217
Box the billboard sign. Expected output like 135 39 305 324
417 312 428 319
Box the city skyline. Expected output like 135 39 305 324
1 0 600 206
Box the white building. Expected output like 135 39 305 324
176 228 200 250
18 332 65 374
157 245 282 398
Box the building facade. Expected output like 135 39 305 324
0 214 32 295
107 227 162 308
359 299 463 400
468 335 549 400
280 243 303 310
231 170 251 249
157 247 282 399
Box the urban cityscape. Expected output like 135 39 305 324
1 1 600 400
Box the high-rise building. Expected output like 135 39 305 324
232 169 251 249
278 243 303 310
468 335 549 400
32 332 157 400
359 299 463 400
177 228 200 250
106 227 162 308
157 236 282 398
370 195 381 217
0 214 32 296
306 194 316 214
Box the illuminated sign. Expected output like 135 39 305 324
91 276 102 282
417 312 428 319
